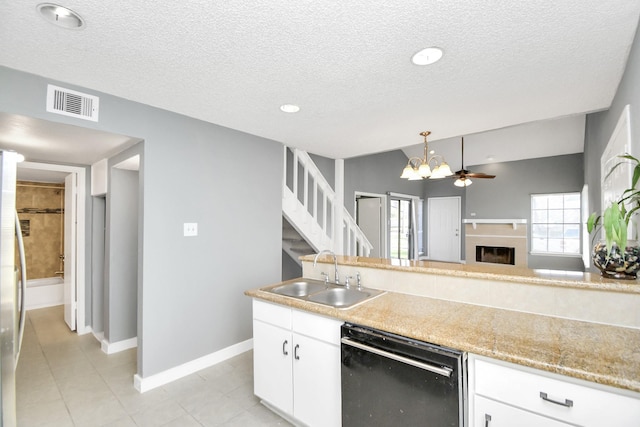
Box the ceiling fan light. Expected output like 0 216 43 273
454 177 473 187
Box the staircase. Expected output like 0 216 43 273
282 146 372 264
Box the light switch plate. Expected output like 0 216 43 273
183 223 198 237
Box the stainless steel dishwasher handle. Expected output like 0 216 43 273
341 337 452 378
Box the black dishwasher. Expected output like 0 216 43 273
341 323 466 426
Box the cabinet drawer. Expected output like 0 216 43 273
253 299 291 329
474 395 571 427
474 357 640 426
292 309 342 345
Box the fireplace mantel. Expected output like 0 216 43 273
463 218 527 230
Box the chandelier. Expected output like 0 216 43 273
400 131 453 180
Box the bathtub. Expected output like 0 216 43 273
25 276 64 310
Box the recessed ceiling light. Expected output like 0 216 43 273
280 104 300 113
411 47 444 66
37 3 85 29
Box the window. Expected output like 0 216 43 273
531 193 581 255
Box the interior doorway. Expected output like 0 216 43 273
355 193 387 258
17 162 87 333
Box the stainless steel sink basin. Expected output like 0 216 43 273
306 287 376 308
270 280 327 297
264 278 384 309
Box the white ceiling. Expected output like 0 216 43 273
0 1 638 165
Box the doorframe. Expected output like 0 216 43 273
354 192 388 258
18 161 87 334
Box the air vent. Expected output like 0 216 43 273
46 84 99 122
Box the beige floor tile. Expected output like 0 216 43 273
67 394 129 426
130 400 189 427
247 403 294 425
159 414 203 427
190 394 245 426
17 306 288 426
100 415 138 427
17 398 74 427
116 386 172 416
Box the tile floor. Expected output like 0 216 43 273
16 305 291 426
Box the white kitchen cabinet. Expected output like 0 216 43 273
469 354 640 427
253 299 342 426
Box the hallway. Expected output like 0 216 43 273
16 306 289 426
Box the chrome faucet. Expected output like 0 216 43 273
313 250 340 285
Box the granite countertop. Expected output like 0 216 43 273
300 255 640 294
246 284 640 394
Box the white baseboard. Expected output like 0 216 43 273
102 337 137 354
133 338 253 393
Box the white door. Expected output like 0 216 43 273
427 197 461 262
63 173 76 331
356 197 383 258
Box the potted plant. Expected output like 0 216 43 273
587 154 640 279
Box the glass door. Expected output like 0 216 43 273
389 196 414 259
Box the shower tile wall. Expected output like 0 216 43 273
16 181 65 280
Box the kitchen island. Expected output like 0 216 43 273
246 255 640 393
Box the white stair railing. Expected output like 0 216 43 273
282 146 372 256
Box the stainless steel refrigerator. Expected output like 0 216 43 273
0 150 27 426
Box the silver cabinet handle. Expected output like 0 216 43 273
341 337 452 377
282 340 288 356
540 392 574 407
484 414 491 427
294 344 300 360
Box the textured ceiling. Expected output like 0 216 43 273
0 1 639 162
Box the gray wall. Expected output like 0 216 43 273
106 167 139 343
0 66 283 378
91 196 105 334
585 19 640 273
344 149 424 216
309 153 335 190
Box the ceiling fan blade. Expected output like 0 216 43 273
464 172 496 179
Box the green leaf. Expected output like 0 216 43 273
587 212 598 233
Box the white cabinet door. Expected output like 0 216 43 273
292 332 341 427
253 319 293 414
474 395 571 427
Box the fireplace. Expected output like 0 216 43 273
464 219 528 267
476 245 515 265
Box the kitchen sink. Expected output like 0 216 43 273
271 280 326 297
307 287 376 308
264 278 384 309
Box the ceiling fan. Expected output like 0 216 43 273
452 137 496 187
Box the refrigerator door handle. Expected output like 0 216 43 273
15 211 26 366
